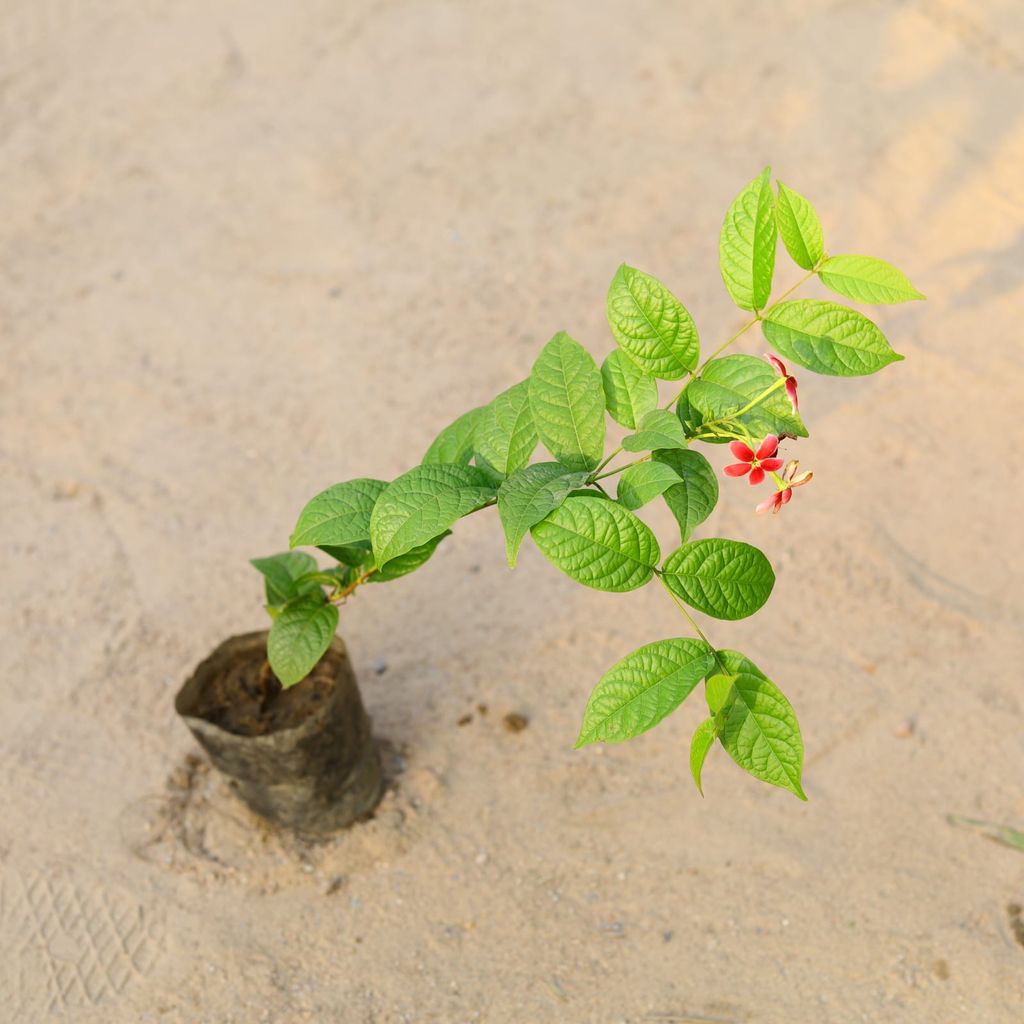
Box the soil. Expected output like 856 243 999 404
189 649 335 737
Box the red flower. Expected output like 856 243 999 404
766 354 799 413
756 460 813 515
724 435 783 486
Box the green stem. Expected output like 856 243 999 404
703 376 787 431
657 572 728 674
673 266 819 406
590 453 651 483
590 445 624 478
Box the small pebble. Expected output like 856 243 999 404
52 480 81 500
502 712 529 733
894 717 916 738
371 658 388 675
457 713 473 727
322 875 346 896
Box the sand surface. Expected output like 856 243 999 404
3 1 1024 1021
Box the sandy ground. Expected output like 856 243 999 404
2 1 1024 1021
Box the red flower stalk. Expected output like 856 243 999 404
756 460 813 515
766 353 799 413
724 435 783 486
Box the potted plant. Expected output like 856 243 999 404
176 168 922 833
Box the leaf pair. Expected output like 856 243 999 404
776 180 924 303
251 552 344 687
616 449 718 544
578 642 804 801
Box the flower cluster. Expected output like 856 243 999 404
720 357 813 514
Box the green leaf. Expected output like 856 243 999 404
251 551 320 606
474 380 538 477
818 254 924 304
575 637 715 746
290 479 387 550
775 181 825 271
369 531 449 582
370 464 495 571
762 299 904 376
661 539 775 620
606 265 700 380
689 717 717 795
621 409 689 452
705 673 738 715
423 407 486 465
686 354 808 440
497 463 590 567
616 461 681 510
529 331 606 472
651 449 719 542
720 166 776 311
267 595 339 688
601 350 659 429
714 649 806 799
531 495 660 592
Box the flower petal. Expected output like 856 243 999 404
765 353 787 377
785 377 799 412
755 493 781 514
729 440 755 462
724 463 751 477
748 466 765 486
759 457 784 472
781 487 793 504
755 435 779 461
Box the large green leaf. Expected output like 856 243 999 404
652 449 719 542
474 379 538 477
497 463 589 567
616 461 681 510
689 717 717 795
370 464 494 570
762 299 904 376
251 551 320 606
818 254 924 304
621 409 689 453
423 407 486 465
661 538 775 620
529 331 606 472
267 595 339 687
714 649 806 799
575 637 715 746
774 181 825 271
531 495 660 592
606 265 699 380
290 478 387 550
685 354 808 440
369 531 449 582
601 350 659 429
720 167 777 311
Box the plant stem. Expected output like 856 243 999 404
590 445 624 478
656 572 728 673
673 266 819 403
332 568 378 603
590 453 651 482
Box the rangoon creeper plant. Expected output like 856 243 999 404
252 168 922 799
